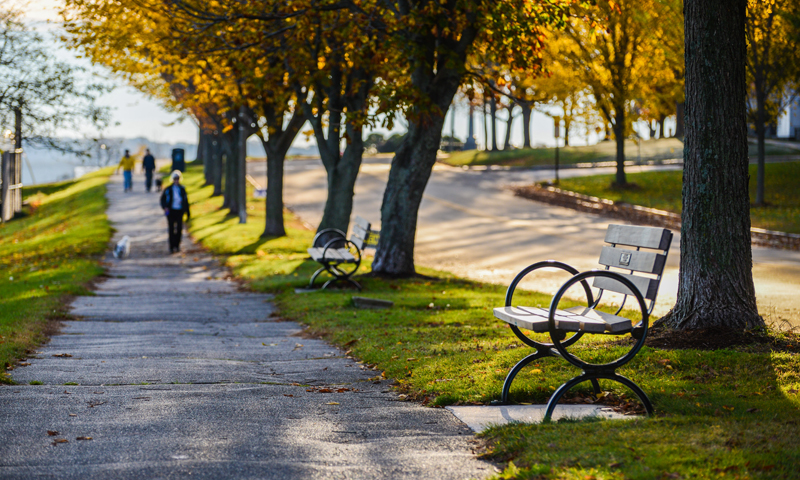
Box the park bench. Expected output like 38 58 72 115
493 223 673 421
307 216 379 290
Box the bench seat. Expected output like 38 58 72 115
493 305 633 334
307 247 357 264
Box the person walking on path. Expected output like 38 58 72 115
160 170 190 253
115 149 136 192
142 148 156 192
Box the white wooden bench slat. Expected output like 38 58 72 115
352 224 369 239
350 234 366 250
493 306 632 334
592 273 659 300
598 246 667 275
605 224 672 250
307 248 356 263
354 216 371 230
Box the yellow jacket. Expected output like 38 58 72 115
118 155 135 172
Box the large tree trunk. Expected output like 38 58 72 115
613 106 627 186
319 136 364 233
372 71 462 275
675 102 685 138
482 98 489 150
564 118 571 147
520 103 532 148
14 106 22 151
754 84 767 205
656 0 763 331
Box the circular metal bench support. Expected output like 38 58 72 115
543 371 654 423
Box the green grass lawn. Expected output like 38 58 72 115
443 138 799 169
556 162 800 234
0 169 112 382
182 162 800 479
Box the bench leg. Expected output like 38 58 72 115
543 372 653 423
491 349 549 405
308 267 327 289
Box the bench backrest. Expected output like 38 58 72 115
594 224 673 313
350 216 380 251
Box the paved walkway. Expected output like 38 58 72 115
0 175 495 479
252 158 800 327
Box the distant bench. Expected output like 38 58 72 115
493 224 673 421
307 216 379 290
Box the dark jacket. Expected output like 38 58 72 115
160 184 190 218
142 154 156 172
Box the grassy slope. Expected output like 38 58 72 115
182 163 800 479
443 138 799 168
557 162 800 234
0 169 112 382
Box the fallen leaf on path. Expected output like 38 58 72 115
326 402 340 405
63 390 71 395
86 401 105 408
75 436 92 441
283 394 294 397
19 362 30 366
52 354 72 358
68 414 76 417
47 431 59 436
93 391 104 395
52 439 68 444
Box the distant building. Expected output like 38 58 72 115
776 94 800 139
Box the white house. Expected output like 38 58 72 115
776 93 800 139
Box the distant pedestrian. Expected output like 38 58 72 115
142 149 156 192
160 170 190 253
116 149 135 192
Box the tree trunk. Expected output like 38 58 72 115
613 107 627 186
521 103 532 148
372 117 447 275
503 104 515 150
465 104 477 150
482 98 489 150
490 94 499 151
210 132 223 197
656 0 763 331
236 107 248 224
659 116 666 138
14 106 22 151
222 130 239 215
260 107 305 238
564 118 571 147
754 85 766 205
675 102 685 137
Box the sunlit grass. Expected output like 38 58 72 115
557 162 800 234
181 162 800 479
0 169 112 382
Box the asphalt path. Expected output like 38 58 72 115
250 157 800 327
0 175 495 480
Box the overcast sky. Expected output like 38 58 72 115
22 0 625 149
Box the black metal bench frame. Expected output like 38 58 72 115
493 224 673 422
307 217 378 290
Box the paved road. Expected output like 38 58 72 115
250 157 800 326
0 175 495 479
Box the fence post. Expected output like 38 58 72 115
1 151 9 222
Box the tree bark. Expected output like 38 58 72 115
464 104 477 150
520 103 532 148
613 106 627 186
482 98 489 150
210 132 223 197
260 107 306 238
490 94 498 151
14 106 22 151
675 102 685 137
564 118 571 147
656 0 763 331
221 128 239 215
